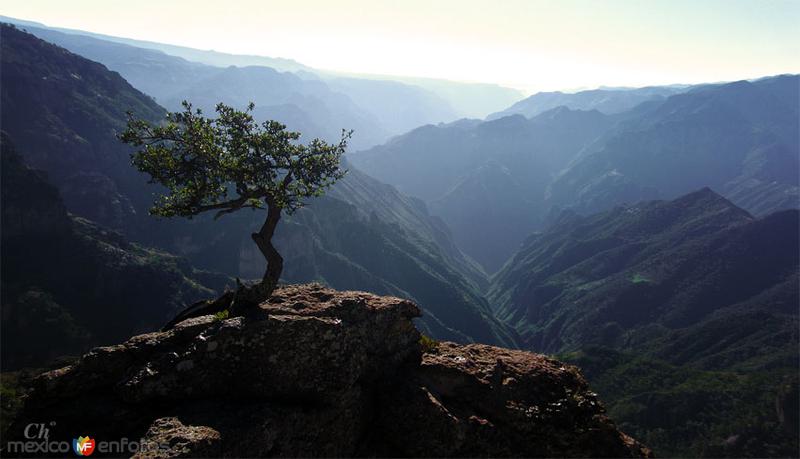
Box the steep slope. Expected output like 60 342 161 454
327 164 487 289
0 23 165 232
5 284 650 458
488 85 688 120
0 134 231 370
10 24 222 104
430 161 540 272
0 24 511 347
548 75 800 217
351 108 615 271
490 188 796 349
489 189 799 456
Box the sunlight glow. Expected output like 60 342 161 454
2 0 798 93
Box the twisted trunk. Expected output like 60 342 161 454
164 198 285 326
251 198 283 299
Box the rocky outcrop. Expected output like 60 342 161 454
8 284 650 457
376 342 648 457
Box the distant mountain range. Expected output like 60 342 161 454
488 85 689 120
377 74 523 120
1 15 523 147
1 15 525 119
548 75 799 217
351 108 614 272
351 74 799 273
2 21 392 149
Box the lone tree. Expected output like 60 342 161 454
121 101 349 303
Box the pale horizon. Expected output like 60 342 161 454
2 0 799 94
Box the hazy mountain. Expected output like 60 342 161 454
3 22 387 149
324 77 458 136
351 108 615 272
163 64 389 149
5 24 218 100
0 15 309 72
0 24 513 347
327 164 488 290
386 75 524 119
547 75 800 217
3 16 515 145
488 85 688 120
489 189 798 456
352 74 798 272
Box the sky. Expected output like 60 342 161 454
2 0 799 93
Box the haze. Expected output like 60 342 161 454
2 0 799 93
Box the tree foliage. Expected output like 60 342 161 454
120 101 350 220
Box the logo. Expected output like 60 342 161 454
7 424 167 455
73 436 95 456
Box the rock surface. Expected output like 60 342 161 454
8 284 651 457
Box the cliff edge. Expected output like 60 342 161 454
7 284 651 457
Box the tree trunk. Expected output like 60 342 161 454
250 198 283 299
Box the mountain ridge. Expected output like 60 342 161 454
488 85 689 120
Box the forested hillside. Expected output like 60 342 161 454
489 189 799 455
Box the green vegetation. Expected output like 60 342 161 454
214 309 230 321
419 335 440 353
561 347 799 457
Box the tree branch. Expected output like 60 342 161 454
213 203 262 220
